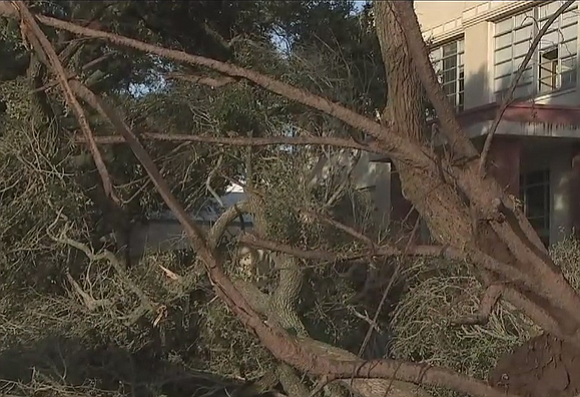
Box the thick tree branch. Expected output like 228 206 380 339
479 0 575 174
387 2 477 160
166 71 238 88
0 6 429 167
12 1 117 203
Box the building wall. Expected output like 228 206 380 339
416 1 580 112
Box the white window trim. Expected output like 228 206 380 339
430 37 465 112
492 2 579 102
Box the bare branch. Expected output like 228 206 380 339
303 209 376 249
479 0 575 174
75 132 381 153
12 1 118 203
0 7 430 166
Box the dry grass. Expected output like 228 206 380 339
389 239 580 397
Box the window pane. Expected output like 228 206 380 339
539 1 560 21
562 56 576 73
562 8 578 26
457 39 464 52
540 31 560 49
511 64 533 83
496 46 513 63
496 32 512 49
495 75 512 92
561 39 577 57
514 40 530 58
496 18 513 35
561 57 577 88
526 170 548 185
514 24 533 43
526 185 548 218
561 23 578 42
513 83 533 98
443 68 456 83
515 10 534 27
443 41 457 57
443 82 456 95
529 217 548 231
495 61 513 77
443 56 457 70
561 70 577 88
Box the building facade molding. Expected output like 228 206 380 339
422 0 546 44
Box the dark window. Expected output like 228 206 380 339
520 169 550 247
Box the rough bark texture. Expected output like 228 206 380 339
489 333 580 397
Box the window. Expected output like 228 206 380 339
493 2 578 100
431 38 465 111
520 169 550 247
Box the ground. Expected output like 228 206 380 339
489 333 580 397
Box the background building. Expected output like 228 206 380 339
388 0 580 246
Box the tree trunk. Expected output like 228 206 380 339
373 2 580 395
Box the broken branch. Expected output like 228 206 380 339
12 1 118 203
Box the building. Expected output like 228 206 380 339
387 0 580 246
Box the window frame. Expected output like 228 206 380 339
519 169 551 247
492 2 578 101
430 37 465 111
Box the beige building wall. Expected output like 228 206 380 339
415 0 580 244
416 1 580 110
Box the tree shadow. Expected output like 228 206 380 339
0 333 249 397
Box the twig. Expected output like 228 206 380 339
12 1 118 203
50 229 156 316
479 0 575 175
74 132 381 153
65 269 112 311
358 217 421 357
1 7 428 166
450 283 505 326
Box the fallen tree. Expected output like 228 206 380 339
1 1 579 397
